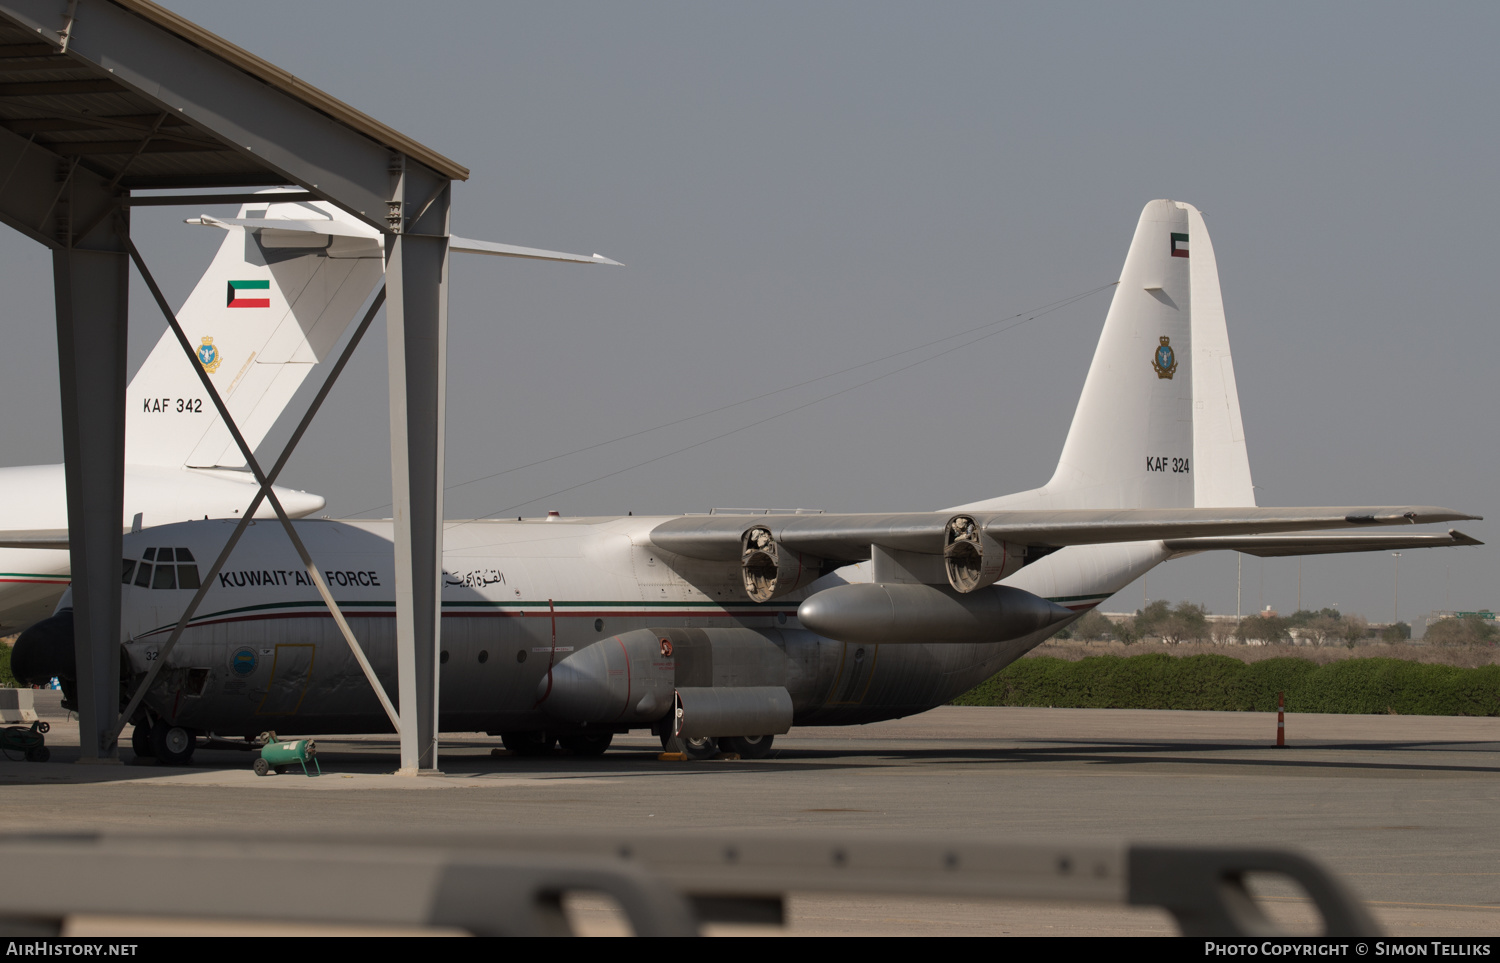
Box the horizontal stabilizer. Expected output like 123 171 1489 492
0 530 73 550
1164 529 1483 558
193 217 621 265
650 507 1481 561
449 236 622 266
191 215 377 240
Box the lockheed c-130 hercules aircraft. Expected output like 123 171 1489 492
12 199 1482 764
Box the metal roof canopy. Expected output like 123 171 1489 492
0 0 461 770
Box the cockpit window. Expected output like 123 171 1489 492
128 548 201 590
121 559 135 584
152 559 176 589
176 548 200 590
129 548 203 590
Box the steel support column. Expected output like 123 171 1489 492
52 195 128 762
386 166 450 774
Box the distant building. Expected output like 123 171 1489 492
1425 610 1496 633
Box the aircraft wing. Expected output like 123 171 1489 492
1162 528 1482 558
649 506 1479 561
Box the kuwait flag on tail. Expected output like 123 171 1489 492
227 279 270 308
1170 232 1189 258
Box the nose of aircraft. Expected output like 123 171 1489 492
11 608 75 686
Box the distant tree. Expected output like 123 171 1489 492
1424 616 1498 646
1286 608 1341 628
1236 613 1289 644
1381 621 1412 642
1070 609 1117 641
1210 620 1238 644
1160 602 1210 644
1132 600 1172 640
1339 615 1370 648
1304 615 1344 646
1134 600 1210 644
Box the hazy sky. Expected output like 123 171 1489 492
0 2 1494 627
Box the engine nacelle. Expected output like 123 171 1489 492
798 582 1072 645
741 526 820 602
943 515 1023 593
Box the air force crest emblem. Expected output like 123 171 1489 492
197 337 222 374
230 647 257 676
1152 335 1177 380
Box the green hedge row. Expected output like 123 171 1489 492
0 645 14 688
952 654 1500 716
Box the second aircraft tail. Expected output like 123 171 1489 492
124 190 384 470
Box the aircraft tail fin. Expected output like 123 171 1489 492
124 190 383 469
1184 204 1255 509
953 199 1254 513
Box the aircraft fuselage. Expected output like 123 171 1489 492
105 516 1162 738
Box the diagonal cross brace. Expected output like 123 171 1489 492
114 233 400 739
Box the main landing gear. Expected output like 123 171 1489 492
659 732 776 759
498 731 617 756
132 719 196 766
721 734 775 759
558 732 613 756
659 731 719 760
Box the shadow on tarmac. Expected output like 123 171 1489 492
4 730 1499 786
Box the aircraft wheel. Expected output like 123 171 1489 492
151 724 197 766
500 731 556 756
558 732 613 756
660 731 718 760
130 722 156 759
722 734 775 759
25 746 48 763
253 758 270 777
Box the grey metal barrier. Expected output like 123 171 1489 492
0 833 1379 937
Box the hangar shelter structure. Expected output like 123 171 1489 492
0 0 470 772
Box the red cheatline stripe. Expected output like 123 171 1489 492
137 606 799 637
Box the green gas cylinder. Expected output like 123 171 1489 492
253 732 320 776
